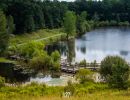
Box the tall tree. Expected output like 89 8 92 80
100 56 130 89
24 15 35 32
7 15 15 34
33 5 45 29
63 11 76 40
0 9 8 54
76 11 90 35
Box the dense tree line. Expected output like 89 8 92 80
0 0 130 34
0 0 68 34
0 9 9 55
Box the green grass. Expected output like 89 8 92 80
0 82 129 100
0 58 14 63
10 29 66 46
0 87 130 100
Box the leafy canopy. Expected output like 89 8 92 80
64 11 76 39
100 56 130 89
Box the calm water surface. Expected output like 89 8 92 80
8 27 130 85
29 27 130 86
60 27 130 63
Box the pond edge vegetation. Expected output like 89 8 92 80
1 0 130 99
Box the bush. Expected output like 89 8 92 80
29 50 61 72
0 76 5 87
79 59 87 67
29 53 52 70
50 51 60 72
51 50 60 62
51 61 60 72
76 69 93 84
118 21 130 26
100 56 130 89
98 21 109 27
109 20 118 26
8 41 44 59
88 20 95 29
64 81 75 95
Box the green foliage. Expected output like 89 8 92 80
64 81 75 95
0 76 5 88
0 58 13 63
109 20 118 26
24 15 35 32
29 53 52 70
92 12 100 22
51 61 60 72
79 59 87 67
9 29 66 46
0 31 9 54
13 41 44 59
95 20 130 27
100 56 130 89
50 51 60 72
51 50 60 62
98 21 109 27
64 11 76 39
0 9 8 54
76 69 93 84
1 0 130 35
0 9 6 32
29 50 60 71
76 11 91 35
7 15 15 34
67 39 75 62
80 21 90 34
118 21 130 26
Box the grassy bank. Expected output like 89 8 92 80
0 82 130 100
9 29 66 46
1 90 129 100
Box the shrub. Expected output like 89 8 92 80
109 20 118 26
64 81 75 95
100 56 130 89
98 21 109 27
51 61 60 72
51 50 60 62
76 69 93 84
30 50 61 72
88 20 95 29
29 53 52 70
118 21 130 26
79 59 87 67
0 76 5 87
9 41 44 59
50 51 60 72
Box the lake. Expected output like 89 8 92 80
55 27 130 63
5 27 130 85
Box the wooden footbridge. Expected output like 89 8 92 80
60 58 100 73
